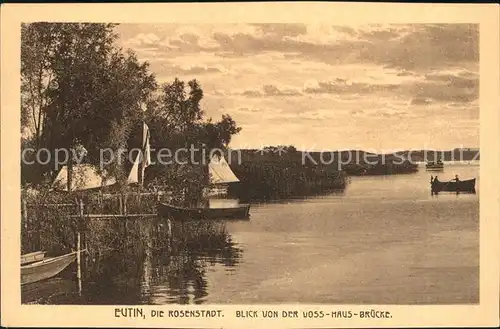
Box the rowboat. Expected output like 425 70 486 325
21 251 46 265
426 161 444 170
158 202 250 221
21 250 84 285
431 178 476 193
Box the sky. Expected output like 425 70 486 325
115 24 479 152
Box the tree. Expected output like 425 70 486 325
145 79 242 203
146 78 241 152
21 23 59 147
21 23 157 188
146 78 203 149
213 114 241 149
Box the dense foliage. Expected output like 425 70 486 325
21 23 157 187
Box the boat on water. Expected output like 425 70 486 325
158 202 251 221
21 251 46 265
158 154 251 221
426 160 444 170
21 250 84 285
431 178 476 193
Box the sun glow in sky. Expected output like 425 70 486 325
116 24 479 151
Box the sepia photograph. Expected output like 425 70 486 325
1 2 499 328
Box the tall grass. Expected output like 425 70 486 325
227 160 347 201
21 186 237 264
21 186 159 255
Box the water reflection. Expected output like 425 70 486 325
144 219 242 304
22 217 242 305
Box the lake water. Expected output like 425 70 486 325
22 162 479 304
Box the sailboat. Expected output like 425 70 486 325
204 155 240 198
51 123 152 192
51 164 117 192
158 154 250 220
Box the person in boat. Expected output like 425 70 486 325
453 174 460 182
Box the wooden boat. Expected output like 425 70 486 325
431 178 476 193
158 202 250 221
426 160 444 170
21 251 45 265
21 250 83 285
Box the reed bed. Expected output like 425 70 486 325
228 160 347 201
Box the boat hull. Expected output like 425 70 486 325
21 251 79 285
431 178 476 193
21 251 46 265
426 165 444 170
425 167 444 171
158 203 250 221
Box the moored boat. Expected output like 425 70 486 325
21 251 46 265
431 178 476 193
158 202 250 221
21 250 84 285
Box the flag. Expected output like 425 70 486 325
142 122 151 168
140 122 152 186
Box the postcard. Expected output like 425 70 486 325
1 2 499 328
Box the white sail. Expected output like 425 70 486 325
208 155 239 184
52 122 151 191
127 153 140 184
51 164 116 192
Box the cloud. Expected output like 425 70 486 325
242 90 263 97
170 65 222 75
235 107 262 113
148 59 225 76
358 24 478 71
207 24 478 73
373 108 410 118
303 79 398 95
396 70 416 77
297 109 337 120
124 33 161 47
241 84 302 97
262 85 301 96
411 70 479 103
333 26 358 36
356 26 402 42
411 97 432 105
302 68 478 104
425 71 478 88
120 24 478 76
251 23 308 38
